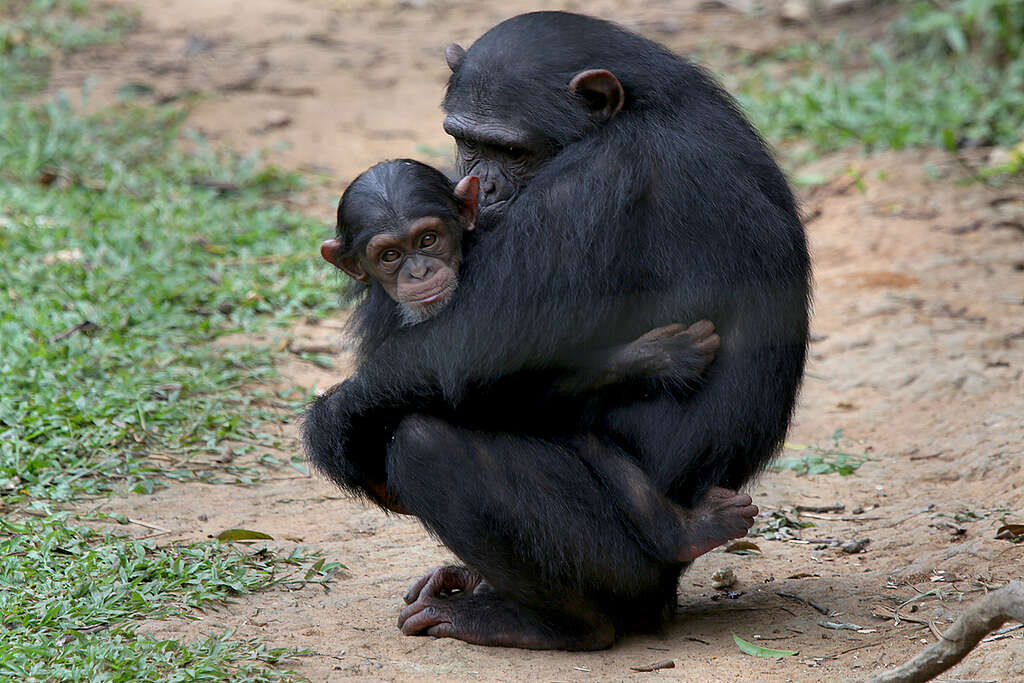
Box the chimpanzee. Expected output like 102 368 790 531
304 11 809 650
321 160 480 331
319 158 731 519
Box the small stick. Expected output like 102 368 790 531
796 504 845 513
630 659 674 672
981 623 1023 642
777 590 832 616
819 621 866 631
127 518 170 533
866 581 1024 683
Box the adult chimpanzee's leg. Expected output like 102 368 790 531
386 415 756 650
573 435 758 564
387 415 661 650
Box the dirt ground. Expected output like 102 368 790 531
54 0 1023 680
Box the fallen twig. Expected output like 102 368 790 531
819 620 874 632
126 518 170 533
796 504 845 513
981 622 1023 642
630 659 674 672
777 590 833 616
50 320 100 342
865 581 1024 683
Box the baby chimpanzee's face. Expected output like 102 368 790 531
321 172 480 326
361 214 464 325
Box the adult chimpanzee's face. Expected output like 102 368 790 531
442 40 625 220
443 115 548 216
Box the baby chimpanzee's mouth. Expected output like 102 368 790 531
413 290 448 305
402 274 455 306
398 280 458 327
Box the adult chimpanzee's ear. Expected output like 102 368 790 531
445 44 466 72
454 175 480 231
321 239 370 284
569 69 624 120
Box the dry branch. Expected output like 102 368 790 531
865 581 1023 683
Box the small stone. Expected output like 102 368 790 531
258 110 292 132
841 538 870 554
710 566 737 589
779 0 812 24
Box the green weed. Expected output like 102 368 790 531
772 430 872 476
0 513 341 680
738 1 1024 160
0 96 338 502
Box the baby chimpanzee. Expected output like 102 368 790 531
320 159 721 397
321 160 477 328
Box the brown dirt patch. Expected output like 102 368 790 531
62 1 1023 680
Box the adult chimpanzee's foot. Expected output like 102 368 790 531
398 574 615 650
676 487 758 563
402 565 483 605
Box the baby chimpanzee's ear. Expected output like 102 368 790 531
321 239 370 284
454 176 480 231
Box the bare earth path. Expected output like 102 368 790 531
55 1 1022 680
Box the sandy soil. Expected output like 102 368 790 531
55 0 1023 680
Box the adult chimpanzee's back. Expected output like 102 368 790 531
304 11 809 650
440 12 810 502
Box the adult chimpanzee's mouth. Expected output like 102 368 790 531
478 199 510 225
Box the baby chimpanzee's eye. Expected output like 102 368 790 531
420 233 437 248
381 249 401 264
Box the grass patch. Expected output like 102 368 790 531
773 430 872 476
0 96 337 502
0 96 341 502
737 0 1024 161
0 0 137 98
1 4 345 678
0 513 342 680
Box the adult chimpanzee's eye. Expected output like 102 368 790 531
507 146 526 161
420 233 437 247
381 249 401 264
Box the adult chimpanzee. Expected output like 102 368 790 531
319 158 730 519
304 11 809 650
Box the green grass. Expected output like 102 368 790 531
0 97 340 502
1 3 346 678
0 0 137 98
736 0 1024 163
773 430 873 476
0 514 342 681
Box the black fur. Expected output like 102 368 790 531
304 11 809 649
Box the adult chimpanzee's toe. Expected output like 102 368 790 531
403 565 482 604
